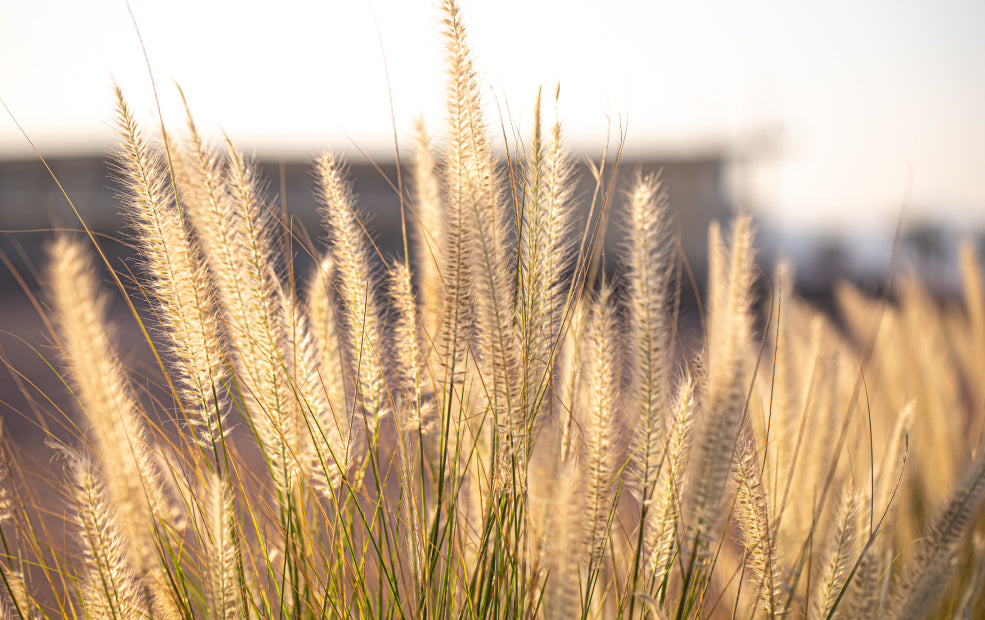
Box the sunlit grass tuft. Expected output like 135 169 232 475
1 1 985 618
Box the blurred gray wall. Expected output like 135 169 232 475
0 153 733 275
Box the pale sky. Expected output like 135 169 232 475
1 0 984 232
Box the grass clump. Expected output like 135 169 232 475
2 1 985 617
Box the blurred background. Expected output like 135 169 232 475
1 0 984 442
3 0 985 284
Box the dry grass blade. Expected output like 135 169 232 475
582 282 622 567
47 237 171 575
410 118 445 343
113 86 228 450
66 451 146 620
888 444 985 620
686 215 756 541
810 489 860 619
624 173 675 555
315 153 386 425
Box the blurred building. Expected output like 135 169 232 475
0 153 734 276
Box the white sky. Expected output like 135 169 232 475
1 0 984 232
